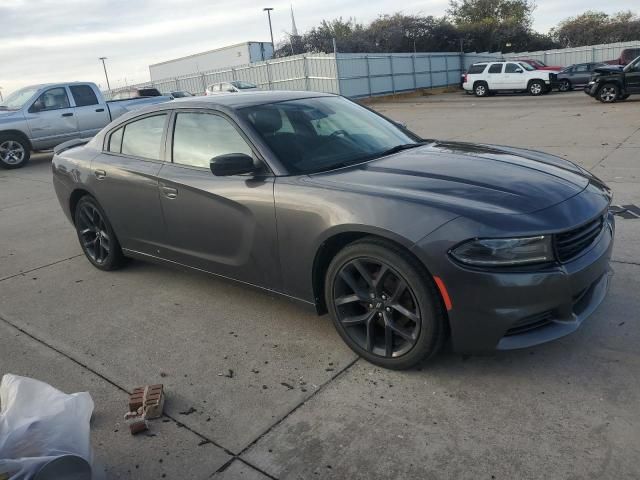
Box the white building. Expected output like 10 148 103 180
149 41 274 81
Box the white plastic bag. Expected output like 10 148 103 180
0 374 94 479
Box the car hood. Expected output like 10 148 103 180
305 141 592 216
594 65 624 75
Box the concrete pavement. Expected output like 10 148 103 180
0 91 638 479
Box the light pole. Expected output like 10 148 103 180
99 57 111 91
0 86 3 102
263 7 274 50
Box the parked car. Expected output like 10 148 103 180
519 59 563 71
463 61 558 96
556 63 606 91
205 81 258 95
0 82 171 169
585 55 640 102
166 90 193 98
604 48 640 66
110 88 163 100
52 91 614 370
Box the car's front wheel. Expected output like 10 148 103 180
74 196 125 271
325 238 446 370
0 133 30 169
598 83 619 103
558 79 571 92
528 80 544 96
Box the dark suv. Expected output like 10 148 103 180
585 56 640 102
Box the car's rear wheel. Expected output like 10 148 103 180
0 134 30 169
528 80 544 96
74 196 125 271
473 82 488 97
559 79 572 92
325 238 445 370
598 83 619 103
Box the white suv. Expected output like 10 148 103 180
463 61 557 97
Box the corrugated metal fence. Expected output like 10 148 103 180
503 40 640 67
108 52 493 99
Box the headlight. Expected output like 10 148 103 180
450 236 554 266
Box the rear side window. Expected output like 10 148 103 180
467 64 486 74
70 85 99 107
121 114 167 160
488 64 503 74
108 127 123 153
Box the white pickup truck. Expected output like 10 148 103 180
0 82 171 169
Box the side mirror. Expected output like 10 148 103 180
210 153 256 176
515 68 523 73
30 100 44 113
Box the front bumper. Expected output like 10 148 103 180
411 205 614 354
584 82 598 96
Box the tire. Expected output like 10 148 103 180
0 133 31 169
528 80 544 96
473 82 488 97
325 237 446 370
558 79 572 92
74 195 125 271
598 83 619 103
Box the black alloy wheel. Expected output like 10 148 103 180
326 239 445 369
74 196 124 270
558 79 571 92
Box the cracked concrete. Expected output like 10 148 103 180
1 90 638 479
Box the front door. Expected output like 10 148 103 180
157 110 280 288
26 86 78 149
503 63 526 89
625 60 640 93
88 113 169 255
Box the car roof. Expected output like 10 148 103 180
141 90 337 111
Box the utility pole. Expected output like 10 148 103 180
263 8 275 51
99 57 111 91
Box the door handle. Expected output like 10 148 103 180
161 186 178 199
62 112 74 117
96 108 105 112
94 169 106 180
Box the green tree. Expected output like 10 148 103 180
448 0 537 51
551 10 640 47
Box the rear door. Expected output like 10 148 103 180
156 109 280 288
26 86 78 149
485 63 505 89
88 113 169 254
69 84 111 137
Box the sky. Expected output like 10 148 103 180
0 0 635 95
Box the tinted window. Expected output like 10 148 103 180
574 64 588 73
239 96 417 174
138 88 161 97
108 127 123 153
70 85 99 107
121 115 167 160
488 64 503 74
505 63 521 73
467 64 486 74
34 87 70 111
173 113 253 169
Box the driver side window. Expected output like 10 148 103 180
505 63 521 73
31 87 70 112
172 112 254 169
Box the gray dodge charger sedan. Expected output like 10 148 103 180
52 91 614 369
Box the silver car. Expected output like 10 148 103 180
205 81 258 95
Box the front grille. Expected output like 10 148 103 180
505 310 554 336
554 215 605 263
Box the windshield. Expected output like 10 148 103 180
231 81 257 90
0 86 39 111
239 96 420 174
518 62 536 71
